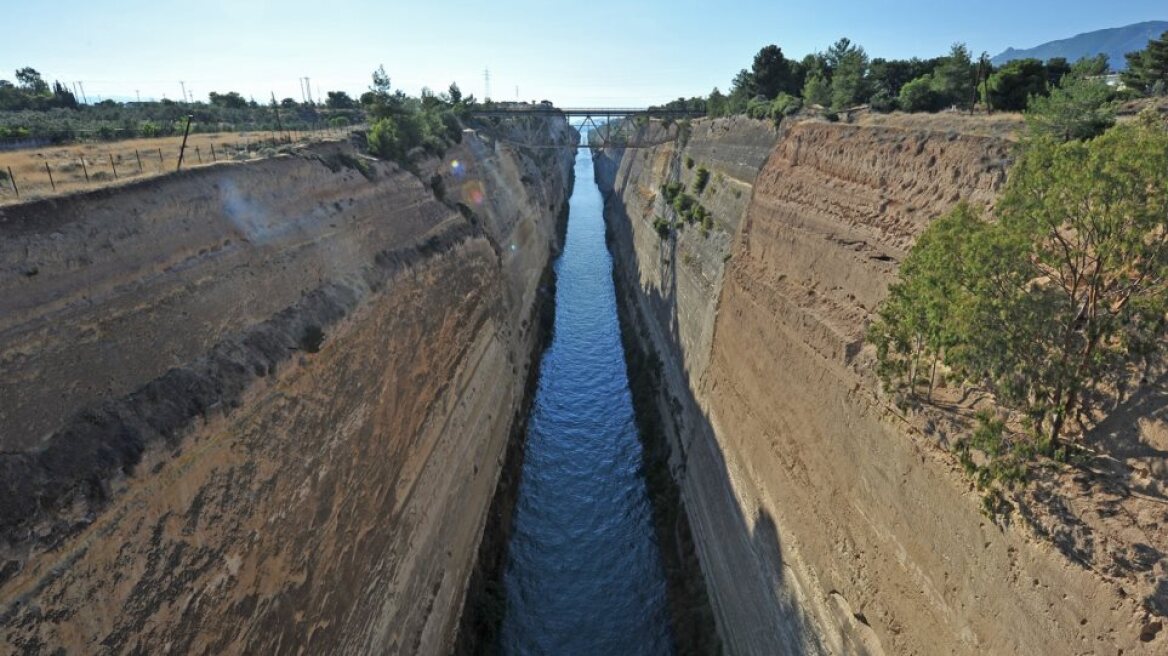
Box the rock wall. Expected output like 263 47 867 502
0 119 576 653
596 116 1165 654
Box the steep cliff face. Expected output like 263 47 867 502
0 120 575 653
597 116 1166 654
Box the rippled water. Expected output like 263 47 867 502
497 147 674 655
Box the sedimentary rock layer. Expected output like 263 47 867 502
0 120 575 653
597 116 1165 654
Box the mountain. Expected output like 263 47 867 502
992 20 1168 70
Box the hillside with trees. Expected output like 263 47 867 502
653 29 1168 122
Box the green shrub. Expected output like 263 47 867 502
898 75 945 112
660 182 683 204
652 216 672 239
685 156 695 169
869 89 896 113
693 166 710 195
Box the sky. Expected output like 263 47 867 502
2 0 1165 106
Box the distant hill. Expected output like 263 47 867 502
992 20 1168 70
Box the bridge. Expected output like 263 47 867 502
466 105 705 149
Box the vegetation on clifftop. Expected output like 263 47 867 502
652 30 1168 122
868 110 1168 512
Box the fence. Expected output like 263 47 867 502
0 124 362 203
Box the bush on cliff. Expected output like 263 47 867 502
869 115 1168 504
1023 74 1115 142
363 65 467 164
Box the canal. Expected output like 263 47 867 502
496 144 675 655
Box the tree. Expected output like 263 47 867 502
50 81 77 109
727 68 756 114
984 58 1048 111
371 65 391 96
1070 54 1109 78
279 97 298 108
15 67 48 94
872 116 1168 452
707 87 728 117
326 91 356 109
1044 57 1071 87
447 82 462 105
870 57 938 98
830 43 869 109
933 43 976 109
1024 75 1114 141
209 91 249 108
995 118 1168 442
802 72 831 107
751 45 797 99
1121 30 1168 95
898 74 944 112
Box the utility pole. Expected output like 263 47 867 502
135 90 141 103
271 92 286 141
77 81 88 105
305 76 312 105
179 81 187 105
484 68 491 102
298 77 307 103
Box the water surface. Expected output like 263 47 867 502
498 146 674 655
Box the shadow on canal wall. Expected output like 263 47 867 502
606 210 815 654
453 165 575 655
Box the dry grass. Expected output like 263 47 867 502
852 109 1025 139
0 128 353 206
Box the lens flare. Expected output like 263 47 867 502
450 159 465 179
463 180 485 206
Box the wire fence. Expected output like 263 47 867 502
0 124 363 204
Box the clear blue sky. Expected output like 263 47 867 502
2 0 1164 106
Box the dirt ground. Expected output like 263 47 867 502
0 127 355 205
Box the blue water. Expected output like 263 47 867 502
497 147 674 655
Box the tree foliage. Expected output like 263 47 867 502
1121 30 1168 95
751 45 799 99
829 40 869 110
870 118 1168 483
898 74 945 112
0 66 76 111
984 58 1048 111
364 66 469 164
933 43 976 109
1024 74 1115 141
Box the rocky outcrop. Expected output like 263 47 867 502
596 115 1166 654
0 119 575 653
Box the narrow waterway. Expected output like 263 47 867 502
497 146 674 654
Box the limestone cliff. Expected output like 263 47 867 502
0 119 575 653
596 115 1166 654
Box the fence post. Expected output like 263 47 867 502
158 147 164 168
176 115 193 171
210 143 217 162
135 149 143 172
195 146 202 163
45 162 55 191
8 166 18 198
80 157 90 182
109 153 118 180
